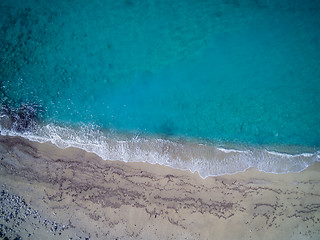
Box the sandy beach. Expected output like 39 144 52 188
0 135 319 239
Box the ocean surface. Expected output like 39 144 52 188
1 0 320 177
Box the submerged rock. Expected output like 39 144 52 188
0 104 41 133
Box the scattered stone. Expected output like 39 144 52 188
0 189 69 239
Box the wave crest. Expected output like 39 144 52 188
0 121 319 178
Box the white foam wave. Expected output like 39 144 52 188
1 122 319 178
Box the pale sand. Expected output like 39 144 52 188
0 135 319 239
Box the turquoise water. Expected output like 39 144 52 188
1 0 320 176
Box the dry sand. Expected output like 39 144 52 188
0 135 319 239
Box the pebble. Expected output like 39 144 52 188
0 189 68 239
0 187 91 239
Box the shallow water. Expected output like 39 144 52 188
1 0 320 177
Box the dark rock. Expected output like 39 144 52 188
0 103 42 132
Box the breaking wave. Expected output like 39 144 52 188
0 118 319 178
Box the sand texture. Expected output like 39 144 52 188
0 135 319 239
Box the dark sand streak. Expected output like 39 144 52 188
0 135 320 239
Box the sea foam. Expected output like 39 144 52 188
1 121 319 178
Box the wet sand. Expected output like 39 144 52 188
0 135 319 239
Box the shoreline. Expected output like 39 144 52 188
0 135 320 239
1 125 319 178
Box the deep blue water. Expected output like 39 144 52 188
1 0 320 176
